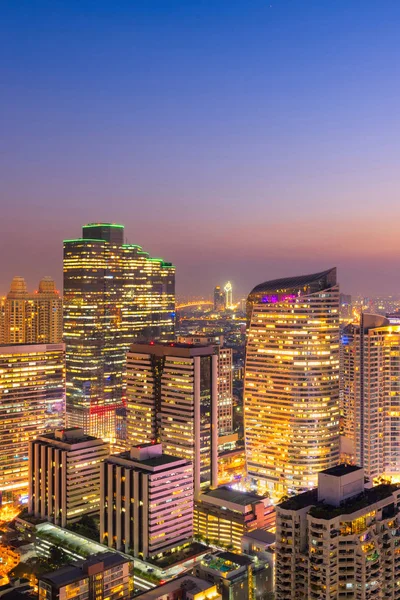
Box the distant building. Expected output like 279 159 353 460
126 343 219 497
193 551 271 600
223 282 233 309
244 268 340 497
29 427 109 527
100 443 193 559
0 343 65 505
339 292 352 322
341 313 400 480
135 576 222 599
194 486 275 551
63 222 175 441
214 286 225 312
1 276 62 344
38 552 130 600
276 465 400 599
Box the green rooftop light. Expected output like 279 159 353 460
83 223 124 228
63 238 106 243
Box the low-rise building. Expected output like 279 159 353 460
100 443 193 559
38 552 130 600
29 427 109 527
276 464 400 599
193 551 270 600
194 486 275 551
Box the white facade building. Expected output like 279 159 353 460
100 443 193 559
29 427 109 527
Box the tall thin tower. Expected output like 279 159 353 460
341 313 400 480
244 268 340 497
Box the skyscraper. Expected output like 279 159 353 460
0 343 65 504
244 268 340 497
1 276 62 344
126 342 219 497
224 281 233 309
177 334 233 435
63 223 175 441
341 313 400 480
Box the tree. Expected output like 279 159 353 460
48 545 68 569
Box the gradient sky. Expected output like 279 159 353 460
2 0 400 298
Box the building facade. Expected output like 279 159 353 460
126 343 219 497
177 335 233 436
38 552 130 600
1 276 62 345
29 428 109 527
276 465 400 599
341 313 400 480
63 223 175 441
244 268 340 497
100 443 193 559
0 343 65 504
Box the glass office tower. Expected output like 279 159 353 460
244 268 340 497
126 342 219 498
63 223 175 441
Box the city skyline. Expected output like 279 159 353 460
3 1 400 298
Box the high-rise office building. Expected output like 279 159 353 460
214 286 225 312
100 443 193 558
276 465 400 599
63 223 175 441
177 334 233 435
1 276 62 345
29 427 109 527
0 343 65 504
341 313 400 480
126 342 219 497
244 268 340 497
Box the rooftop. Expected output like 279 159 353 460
320 464 362 477
37 429 99 444
248 268 336 297
40 552 128 588
242 528 276 546
201 551 252 574
135 576 217 599
278 489 318 511
129 342 215 358
309 484 399 520
115 451 185 468
203 486 265 506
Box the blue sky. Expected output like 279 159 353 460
2 0 400 297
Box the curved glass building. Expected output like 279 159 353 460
244 268 340 497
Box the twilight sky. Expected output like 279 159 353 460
2 0 400 298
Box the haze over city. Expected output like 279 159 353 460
2 0 400 297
